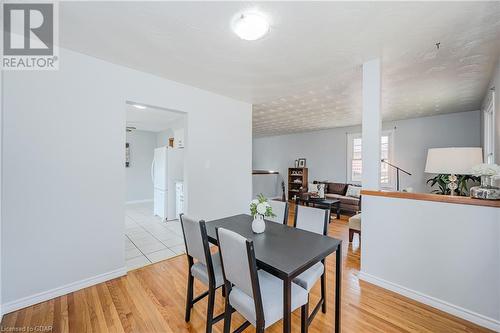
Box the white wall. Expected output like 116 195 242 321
362 59 382 190
360 195 500 331
125 130 157 202
1 47 252 312
253 111 481 193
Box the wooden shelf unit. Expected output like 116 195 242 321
288 168 308 201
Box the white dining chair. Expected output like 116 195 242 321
216 227 310 333
179 214 225 333
267 200 288 224
293 205 330 325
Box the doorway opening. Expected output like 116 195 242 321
124 101 187 271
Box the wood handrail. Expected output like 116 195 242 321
361 190 500 208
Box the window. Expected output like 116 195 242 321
347 131 393 186
483 90 495 164
380 135 390 184
349 135 363 182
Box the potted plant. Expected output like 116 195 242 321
250 194 276 233
426 174 479 196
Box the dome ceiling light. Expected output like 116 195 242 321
232 12 270 41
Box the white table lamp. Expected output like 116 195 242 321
425 147 483 196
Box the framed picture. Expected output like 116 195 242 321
298 158 306 168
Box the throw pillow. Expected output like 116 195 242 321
317 183 326 198
346 185 361 198
308 183 318 194
308 183 326 198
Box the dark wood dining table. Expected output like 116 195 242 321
205 214 342 333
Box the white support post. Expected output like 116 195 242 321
362 59 382 190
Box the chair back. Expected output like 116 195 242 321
267 200 288 224
179 214 209 265
216 228 258 298
294 205 329 235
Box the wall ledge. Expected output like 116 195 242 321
358 271 500 331
361 190 500 208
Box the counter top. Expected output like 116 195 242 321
361 190 500 208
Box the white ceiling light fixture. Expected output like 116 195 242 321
132 104 146 109
232 11 270 41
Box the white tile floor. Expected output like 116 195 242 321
125 201 185 271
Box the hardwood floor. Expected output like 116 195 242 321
1 204 493 333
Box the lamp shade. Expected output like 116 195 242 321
425 147 483 175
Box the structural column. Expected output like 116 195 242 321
362 59 382 190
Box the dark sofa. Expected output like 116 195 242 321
303 181 361 215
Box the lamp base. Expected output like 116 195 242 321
447 174 458 196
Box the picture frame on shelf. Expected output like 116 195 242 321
298 158 306 168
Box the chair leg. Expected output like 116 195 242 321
301 302 309 333
206 287 216 333
321 273 327 313
349 229 354 243
223 302 232 333
185 274 194 322
221 284 226 297
256 325 265 333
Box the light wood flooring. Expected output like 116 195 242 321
1 204 493 332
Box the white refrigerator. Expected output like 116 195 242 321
152 146 184 221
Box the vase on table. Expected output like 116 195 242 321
470 175 500 200
252 214 266 234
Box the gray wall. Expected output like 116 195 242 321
253 110 481 193
126 116 187 203
156 117 187 147
125 130 157 202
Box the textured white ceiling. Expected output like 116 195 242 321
126 103 184 132
59 2 500 137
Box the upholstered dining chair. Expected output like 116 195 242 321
216 227 310 333
179 214 225 333
293 205 330 325
267 200 289 225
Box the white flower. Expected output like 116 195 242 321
471 163 500 176
265 202 271 208
251 199 259 205
256 203 267 215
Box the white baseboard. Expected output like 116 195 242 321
2 267 127 315
126 199 153 204
358 271 500 332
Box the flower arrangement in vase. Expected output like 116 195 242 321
249 194 276 233
470 163 500 200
